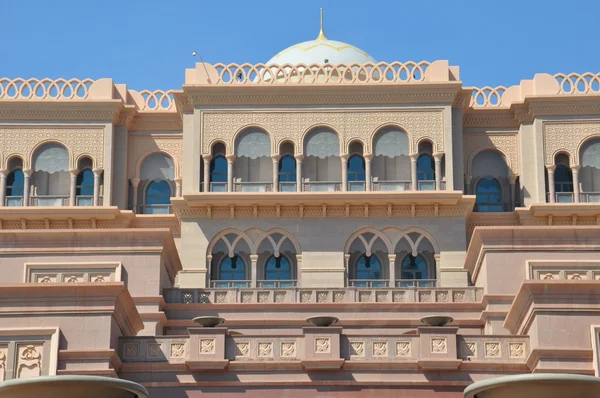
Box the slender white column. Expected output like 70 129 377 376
202 155 211 192
69 168 78 207
364 154 372 191
23 169 32 207
465 175 472 195
341 153 349 192
409 153 418 191
433 152 444 191
175 178 182 197
93 168 103 206
250 254 258 288
0 169 7 207
295 154 304 192
509 174 517 210
388 254 396 288
130 178 140 213
572 165 581 203
226 154 235 193
272 154 280 192
546 165 556 203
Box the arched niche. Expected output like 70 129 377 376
303 128 341 190
580 138 600 195
31 143 70 204
471 150 510 212
138 152 175 214
372 128 410 190
234 129 272 190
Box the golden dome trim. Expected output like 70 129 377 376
274 42 372 59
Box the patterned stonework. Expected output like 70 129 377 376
170 342 186 359
17 344 42 379
123 343 139 359
350 341 365 357
544 122 600 165
127 135 183 178
199 339 215 355
258 342 273 358
509 342 525 358
436 291 449 302
280 342 297 358
431 338 447 354
464 133 519 175
372 341 388 357
396 341 411 358
0 127 105 169
485 342 501 358
201 110 445 155
452 291 465 302
315 338 331 354
461 342 477 359
146 343 163 359
0 345 7 381
235 342 250 357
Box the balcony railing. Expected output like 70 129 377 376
349 279 389 288
30 196 69 207
347 181 366 191
580 192 600 203
76 195 93 206
137 204 173 214
278 182 297 192
210 182 227 192
257 280 298 288
303 181 342 192
395 279 436 288
417 180 436 191
210 280 251 289
474 202 512 212
233 182 273 192
4 196 23 206
371 180 411 191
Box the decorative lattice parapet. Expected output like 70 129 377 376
184 61 459 85
128 89 176 112
0 78 98 100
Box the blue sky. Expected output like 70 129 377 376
1 0 599 91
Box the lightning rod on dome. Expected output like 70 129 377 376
316 8 328 41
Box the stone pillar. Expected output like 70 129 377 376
465 175 472 195
202 155 211 193
509 175 517 211
272 154 280 192
69 168 78 206
572 165 581 203
364 154 372 192
250 254 258 288
433 152 444 191
175 178 182 197
295 154 304 192
187 327 229 370
547 165 556 203
226 154 235 193
0 169 7 207
130 178 140 213
410 153 418 191
388 254 396 288
301 326 344 370
341 154 349 192
23 169 32 207
93 168 103 206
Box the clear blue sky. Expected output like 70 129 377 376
2 0 598 91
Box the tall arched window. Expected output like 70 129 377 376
401 254 428 280
352 254 385 287
217 255 247 288
32 143 70 206
278 155 296 192
6 169 24 206
475 177 503 212
347 155 366 191
554 164 573 202
145 180 171 214
580 138 600 202
262 255 294 288
76 169 94 206
210 156 227 192
303 129 341 191
417 154 435 190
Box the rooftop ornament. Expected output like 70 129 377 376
306 315 339 327
192 316 225 327
0 375 147 398
420 315 454 327
463 373 600 398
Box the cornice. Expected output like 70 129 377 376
0 100 123 122
526 96 600 117
463 109 519 128
130 112 183 131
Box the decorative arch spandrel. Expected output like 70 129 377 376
544 122 600 165
0 127 104 169
201 110 444 156
128 135 183 178
463 133 519 175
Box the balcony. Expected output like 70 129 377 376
257 280 297 288
137 204 173 214
372 180 411 191
233 181 273 192
278 182 297 192
209 182 227 192
4 196 23 206
580 192 600 203
474 202 512 212
30 195 69 206
417 180 436 191
210 280 251 289
303 180 341 192
349 279 389 288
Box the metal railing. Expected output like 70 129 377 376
546 192 575 203
303 181 342 192
210 280 251 289
209 182 227 192
347 181 366 191
417 180 436 191
349 279 389 288
474 202 512 212
371 180 411 191
395 279 436 288
30 196 69 207
278 182 297 192
233 182 273 192
257 280 298 288
4 196 23 206
137 204 173 214
580 192 600 203
76 196 93 206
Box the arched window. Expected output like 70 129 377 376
75 169 94 206
217 255 247 288
400 254 428 280
210 156 227 192
6 169 24 206
145 180 171 214
475 177 503 212
263 255 294 287
347 155 366 191
32 143 70 206
417 154 435 190
554 165 573 192
278 155 296 192
352 254 385 287
303 129 341 191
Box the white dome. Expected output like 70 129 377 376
266 38 376 66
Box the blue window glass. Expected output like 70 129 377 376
145 180 171 213
554 165 573 193
401 254 428 280
278 155 296 182
219 255 246 280
355 254 382 280
265 255 292 280
6 169 24 196
76 169 94 196
348 155 365 181
475 177 503 212
210 156 227 183
417 154 435 181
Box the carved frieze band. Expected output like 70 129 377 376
201 110 444 155
543 122 600 165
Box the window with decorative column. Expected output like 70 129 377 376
0 169 7 207
93 168 103 206
175 178 182 197
272 154 280 192
294 154 304 192
202 154 211 193
509 174 517 210
226 154 235 192
409 153 418 191
69 168 78 206
364 154 372 191
341 153 349 192
22 169 32 207
546 165 556 203
388 254 396 288
130 178 140 212
465 175 472 195
433 152 444 190
572 164 581 203
250 254 258 288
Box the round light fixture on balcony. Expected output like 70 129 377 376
420 315 454 327
306 315 339 327
192 316 225 327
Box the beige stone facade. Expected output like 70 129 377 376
1 27 600 396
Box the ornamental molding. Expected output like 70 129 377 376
464 132 519 175
130 113 183 131
543 121 600 165
462 111 519 128
0 108 118 122
201 109 445 155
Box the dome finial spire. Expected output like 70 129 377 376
316 8 328 40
